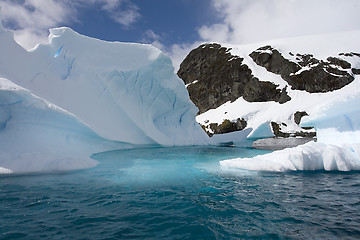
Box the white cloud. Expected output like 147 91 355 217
143 29 161 41
138 29 203 72
110 5 140 27
168 0 360 72
199 0 360 45
0 0 72 49
0 0 140 49
100 0 121 11
97 0 140 27
141 29 164 48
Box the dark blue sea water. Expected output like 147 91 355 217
1 147 360 240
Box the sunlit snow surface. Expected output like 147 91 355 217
176 30 360 171
197 30 360 141
215 31 360 171
221 95 360 171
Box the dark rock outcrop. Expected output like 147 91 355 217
339 52 360 57
250 46 356 93
178 43 359 139
288 64 354 92
352 68 360 75
327 57 351 69
178 43 290 113
206 118 247 136
249 46 301 78
243 78 290 103
271 121 316 138
294 111 308 125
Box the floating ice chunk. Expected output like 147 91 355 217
247 121 274 139
0 167 13 174
211 128 253 147
220 141 360 172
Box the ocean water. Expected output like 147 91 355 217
1 146 360 240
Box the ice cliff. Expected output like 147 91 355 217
0 78 131 174
0 22 209 174
0 26 208 145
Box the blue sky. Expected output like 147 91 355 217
1 0 360 69
70 0 219 47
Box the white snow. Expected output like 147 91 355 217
198 30 360 144
209 30 360 171
221 93 360 172
221 141 360 172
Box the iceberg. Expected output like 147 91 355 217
221 142 360 172
220 95 360 171
0 17 210 174
0 24 209 146
0 77 130 174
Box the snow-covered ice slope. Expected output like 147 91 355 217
215 31 360 171
0 25 209 146
197 30 360 143
301 94 360 145
220 94 360 171
0 78 130 174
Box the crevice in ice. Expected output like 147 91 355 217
172 95 177 110
0 111 11 130
54 46 63 58
62 58 76 80
120 70 130 91
0 97 25 106
179 108 189 124
344 114 354 131
29 72 43 83
150 88 163 108
134 69 140 87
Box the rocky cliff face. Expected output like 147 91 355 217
178 43 290 114
250 46 356 93
177 42 360 138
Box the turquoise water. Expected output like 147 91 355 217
1 146 360 239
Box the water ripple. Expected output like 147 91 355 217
1 147 360 239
